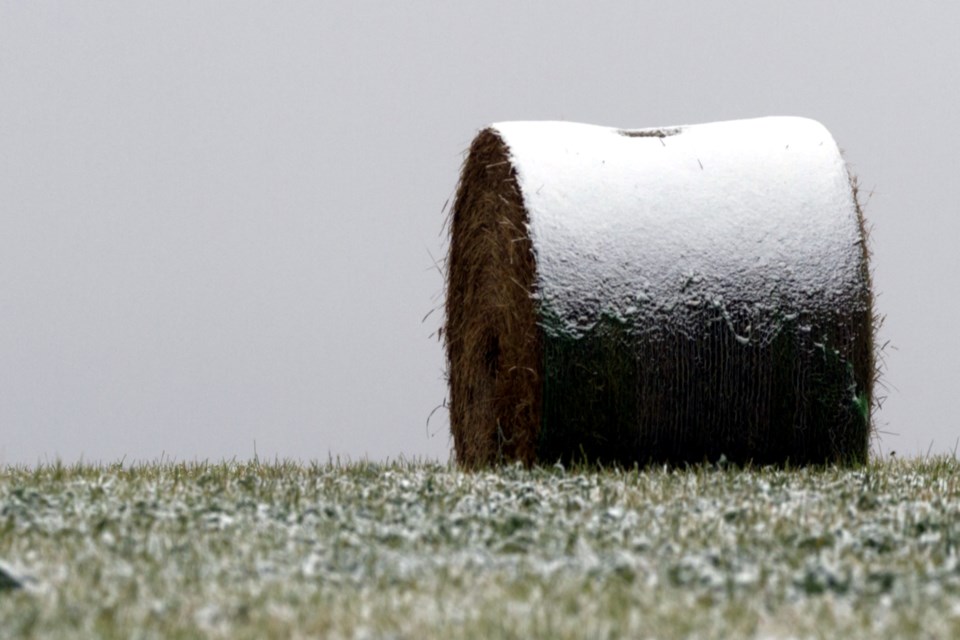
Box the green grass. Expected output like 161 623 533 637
3 457 960 638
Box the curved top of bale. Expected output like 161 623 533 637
492 117 866 339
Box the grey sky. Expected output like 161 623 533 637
0 2 956 465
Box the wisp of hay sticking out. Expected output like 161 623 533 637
445 118 875 469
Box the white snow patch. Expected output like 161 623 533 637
492 117 864 336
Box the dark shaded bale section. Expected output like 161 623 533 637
445 124 875 469
445 129 542 467
538 295 874 467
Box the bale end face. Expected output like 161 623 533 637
445 129 541 468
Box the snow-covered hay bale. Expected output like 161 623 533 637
445 117 874 468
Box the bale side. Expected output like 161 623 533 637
445 129 541 468
534 176 875 467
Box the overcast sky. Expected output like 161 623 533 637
1 2 956 465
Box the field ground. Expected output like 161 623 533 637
2 457 960 638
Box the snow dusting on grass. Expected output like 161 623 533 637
2 459 960 638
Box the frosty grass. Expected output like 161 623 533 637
2 458 960 638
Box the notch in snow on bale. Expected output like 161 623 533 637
444 117 876 469
618 127 683 138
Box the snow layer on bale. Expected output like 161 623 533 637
492 117 864 340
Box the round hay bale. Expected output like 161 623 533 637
445 117 874 468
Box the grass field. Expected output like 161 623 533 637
2 457 960 638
